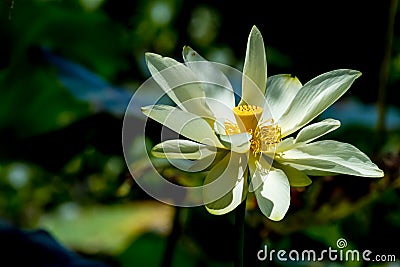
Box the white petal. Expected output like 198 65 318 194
279 69 361 137
265 74 302 122
276 137 296 153
276 119 340 154
240 25 267 107
254 167 290 221
203 152 248 215
145 52 213 118
248 153 274 192
152 139 217 159
213 118 251 153
219 133 251 154
167 151 227 173
277 140 384 177
213 118 227 136
295 118 341 144
205 176 247 215
204 98 236 123
275 163 312 187
183 46 235 115
142 105 223 147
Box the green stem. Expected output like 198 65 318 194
376 0 398 139
161 207 182 267
234 199 247 267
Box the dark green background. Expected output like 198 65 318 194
0 0 399 266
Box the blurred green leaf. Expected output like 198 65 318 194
118 232 199 267
7 1 128 80
0 66 90 137
39 201 174 255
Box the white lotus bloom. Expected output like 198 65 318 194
141 25 384 221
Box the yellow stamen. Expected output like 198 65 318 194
249 119 281 154
224 120 241 135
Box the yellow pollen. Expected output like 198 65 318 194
249 120 281 154
224 120 241 135
232 105 263 132
225 105 281 154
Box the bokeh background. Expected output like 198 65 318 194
1 0 399 266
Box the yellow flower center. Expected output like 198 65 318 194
225 105 281 154
232 105 263 132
